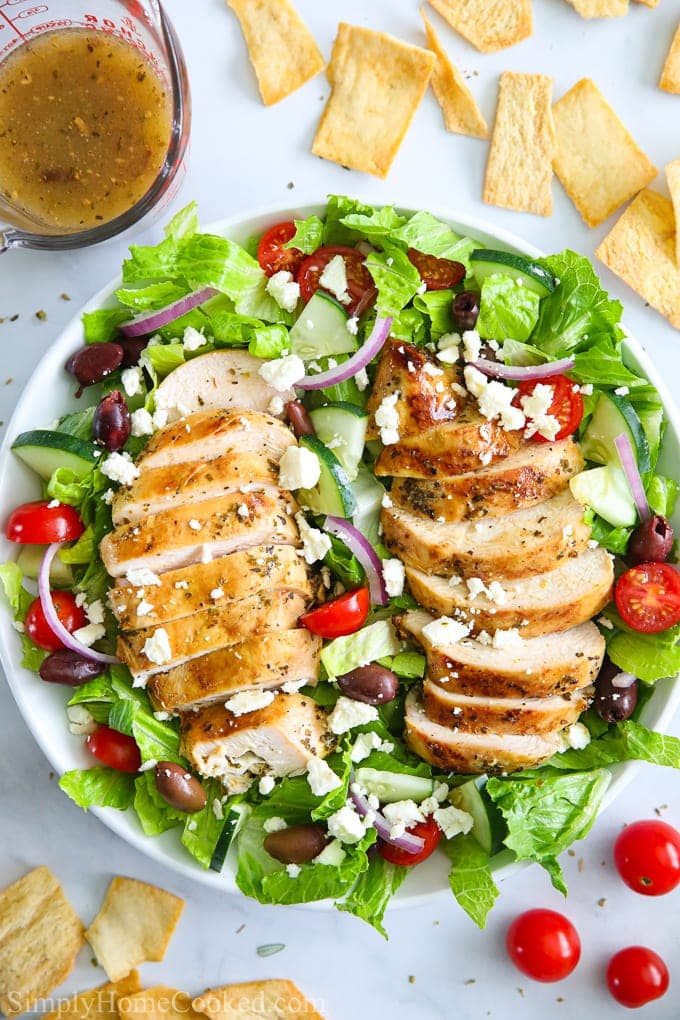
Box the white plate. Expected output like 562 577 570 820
2 203 680 905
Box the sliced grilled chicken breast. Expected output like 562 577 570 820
109 545 317 631
138 409 294 471
382 489 591 581
405 547 614 638
119 590 308 681
148 629 322 713
153 350 296 423
111 451 281 525
390 439 583 523
398 609 605 699
422 679 593 735
100 489 299 578
181 693 332 795
405 690 563 773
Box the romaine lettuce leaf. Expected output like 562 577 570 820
0 562 46 670
181 782 237 869
339 205 407 241
605 611 680 683
366 246 421 317
115 281 188 311
572 338 645 390
413 289 456 341
247 323 289 360
82 308 131 344
391 210 476 264
134 770 186 836
337 856 409 937
547 720 680 771
647 475 678 518
477 275 540 342
444 834 499 929
59 767 136 810
321 620 401 678
285 215 324 254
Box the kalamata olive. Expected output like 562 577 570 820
263 823 328 864
337 664 399 705
93 390 131 451
452 290 481 332
118 336 149 368
285 400 315 438
39 650 107 686
628 514 674 566
66 342 124 392
154 761 207 813
594 658 638 724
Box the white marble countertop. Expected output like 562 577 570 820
2 1 680 1017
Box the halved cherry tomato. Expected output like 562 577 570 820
615 562 680 634
6 500 84 544
296 245 375 313
25 592 87 652
378 816 442 867
257 221 304 278
506 909 581 983
514 374 584 443
606 946 669 1008
407 248 465 291
86 725 141 773
614 819 680 896
299 587 370 639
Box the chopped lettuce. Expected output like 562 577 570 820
413 289 456 341
477 275 540 343
115 280 188 311
605 612 680 684
337 857 409 937
82 308 131 344
0 562 46 670
571 338 645 390
339 205 407 242
284 215 324 254
366 246 421 317
134 770 186 836
181 783 239 869
321 620 401 678
444 834 499 929
390 210 476 264
59 767 136 810
547 720 680 771
247 323 290 360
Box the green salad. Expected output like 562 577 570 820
3 195 680 937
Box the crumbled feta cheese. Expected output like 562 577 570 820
47 499 60 509
67 704 98 736
281 677 308 694
306 756 342 796
12 621 25 634
421 616 471 648
587 539 600 550
346 315 359 336
313 839 347 866
268 395 285 416
598 615 614 630
295 512 331 564
375 391 401 446
182 325 208 352
614 385 630 396
381 491 393 509
126 567 162 587
422 362 443 377
200 545 213 564
266 270 301 313
383 800 425 840
279 445 321 491
525 412 560 442
487 581 507 605
463 364 488 399
121 366 143 398
174 580 189 590
154 710 172 721
350 731 394 763
478 380 526 431
130 408 155 437
101 488 115 505
580 383 594 396
327 805 367 845
138 758 158 773
258 353 306 391
433 805 474 840
212 798 224 820
208 587 224 602
225 689 276 716
382 558 405 598
355 368 369 391
286 863 301 878
462 330 482 363
189 518 202 531
152 408 168 430
136 599 154 617
101 451 140 486
319 255 351 304
492 628 524 649
563 721 591 750
476 630 493 645
142 627 172 665
237 503 250 519
466 577 487 600
263 816 287 834
72 623 106 647
258 775 276 796
520 383 554 421
328 696 379 735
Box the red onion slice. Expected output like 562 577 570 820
119 287 220 338
38 544 118 665
615 433 651 522
297 316 392 391
470 355 575 382
350 786 426 854
324 516 388 606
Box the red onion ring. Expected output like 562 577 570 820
119 287 220 338
297 316 392 391
470 355 575 381
324 516 388 606
38 544 118 665
615 433 651 522
350 786 426 854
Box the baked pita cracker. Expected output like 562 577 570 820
85 878 184 982
427 0 532 53
667 159 680 265
660 24 680 95
421 8 488 138
119 987 206 1020
634 0 659 7
563 0 628 17
42 972 142 1020
552 78 657 228
227 0 324 106
596 189 680 329
194 981 325 1020
312 24 435 179
0 866 83 1017
483 72 555 217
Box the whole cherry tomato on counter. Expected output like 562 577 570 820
506 909 581 983
378 816 442 867
614 819 680 896
256 221 304 278
5 500 84 544
86 725 141 773
25 592 86 652
606 946 669 1008
514 374 584 443
300 587 370 639
615 562 680 634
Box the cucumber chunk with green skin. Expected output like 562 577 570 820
354 767 435 805
15 544 74 588
12 429 98 481
570 465 637 528
351 465 386 546
470 249 557 298
450 780 505 855
209 806 246 873
581 393 651 474
309 402 367 481
289 290 357 361
296 435 357 517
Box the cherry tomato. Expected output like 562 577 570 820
506 909 581 983
299 587 370 639
615 562 680 634
5 500 84 544
407 248 465 291
256 221 304 278
606 946 669 1008
514 374 584 443
86 725 141 773
296 245 375 313
378 816 443 866
25 593 87 652
614 819 680 896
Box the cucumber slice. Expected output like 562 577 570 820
296 435 357 517
12 429 98 481
470 249 557 298
581 393 651 474
450 780 505 855
15 545 74 588
354 767 435 805
351 466 385 546
209 805 246 873
570 465 637 528
309 402 368 481
289 290 357 361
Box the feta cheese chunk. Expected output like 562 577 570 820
313 839 347 866
350 731 394 763
306 756 342 796
279 445 321 491
433 805 474 840
72 623 106 647
101 451 140 486
268 395 285 416
462 330 482 363
142 627 172 665
383 799 425 840
562 721 591 750
327 805 367 845
421 616 471 648
478 380 525 432
382 558 405 598
182 325 208 351
224 689 276 717
126 567 162 587
263 816 287 833
266 270 301 313
375 391 401 446
319 255 351 305
258 775 276 796
295 512 331 564
492 627 524 649
328 696 379 735
258 353 306 391
121 366 143 398
130 408 155 437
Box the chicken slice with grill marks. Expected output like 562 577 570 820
181 693 333 795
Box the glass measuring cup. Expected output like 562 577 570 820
0 0 190 253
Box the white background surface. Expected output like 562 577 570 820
2 0 680 1016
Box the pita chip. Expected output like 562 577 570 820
421 7 488 138
194 981 326 1020
660 24 680 95
42 972 142 1020
118 987 207 1020
563 0 628 16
